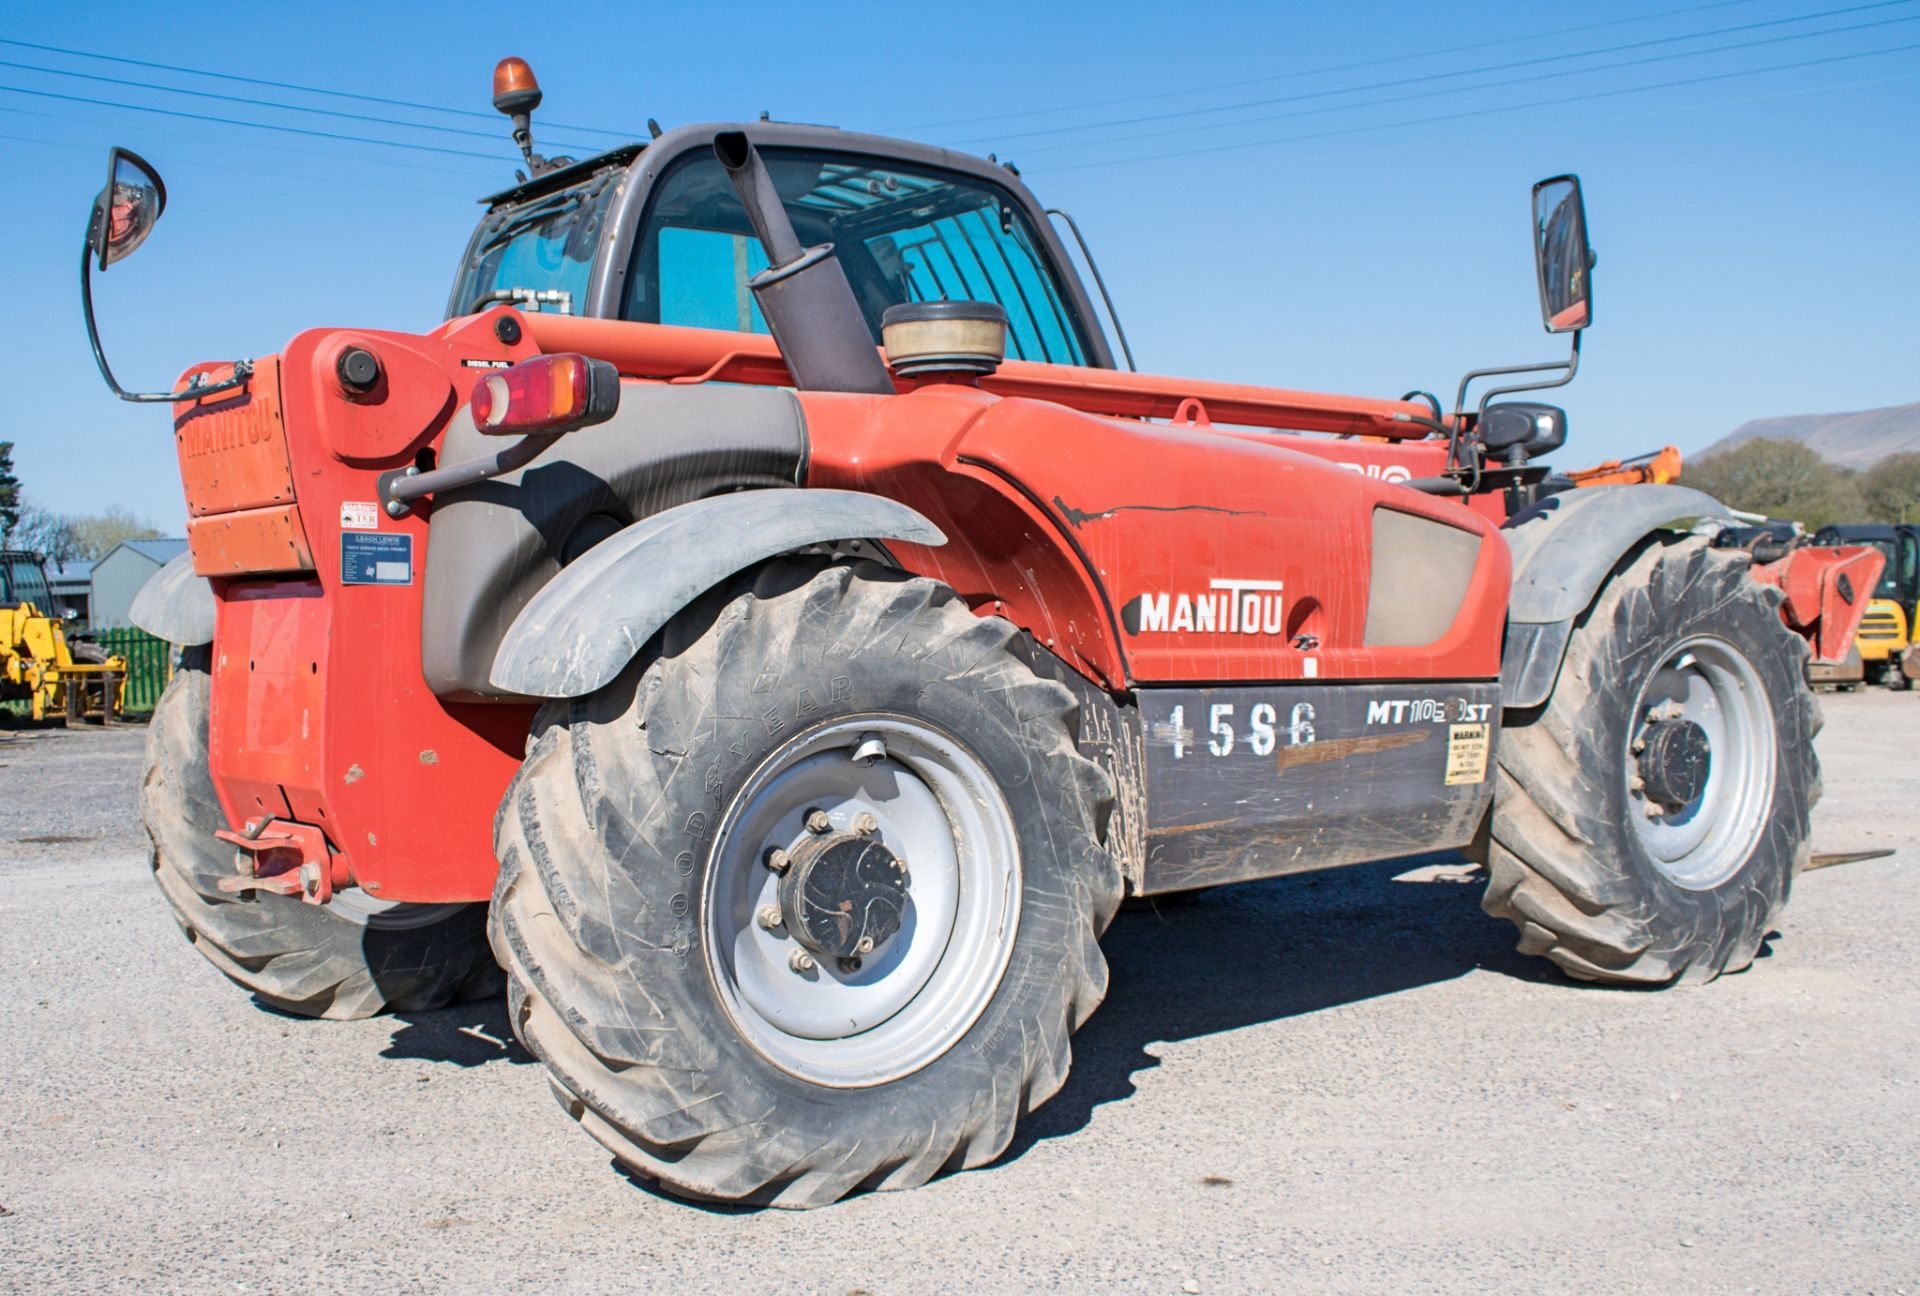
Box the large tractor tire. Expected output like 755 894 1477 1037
1484 536 1819 985
491 561 1122 1208
143 646 501 1019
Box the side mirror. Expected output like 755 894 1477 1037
1531 175 1591 333
88 147 167 272
80 144 248 404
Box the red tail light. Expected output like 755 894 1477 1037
470 353 619 436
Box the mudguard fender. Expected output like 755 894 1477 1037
128 551 215 646
1500 484 1733 708
490 488 947 698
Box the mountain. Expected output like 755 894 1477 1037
1701 401 1920 469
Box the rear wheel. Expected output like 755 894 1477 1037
491 561 1121 1207
143 646 501 1019
1484 537 1819 984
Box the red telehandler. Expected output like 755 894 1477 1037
81 60 1875 1207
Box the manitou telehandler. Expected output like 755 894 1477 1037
85 59 1878 1208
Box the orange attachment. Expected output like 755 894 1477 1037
1749 544 1887 664
1567 444 1683 487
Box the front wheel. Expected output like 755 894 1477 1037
1483 537 1820 984
490 562 1121 1208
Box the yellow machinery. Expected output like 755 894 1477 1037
1 550 127 722
1811 525 1920 688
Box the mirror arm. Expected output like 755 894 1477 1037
79 235 250 404
1451 330 1581 422
1473 330 1581 417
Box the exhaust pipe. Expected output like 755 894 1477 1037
713 131 892 395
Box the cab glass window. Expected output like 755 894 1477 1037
451 171 617 317
6 557 51 607
624 149 1093 365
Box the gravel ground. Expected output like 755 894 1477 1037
1 693 1915 1295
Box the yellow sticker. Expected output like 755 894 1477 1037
1445 723 1491 786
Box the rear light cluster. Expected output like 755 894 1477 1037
470 353 620 436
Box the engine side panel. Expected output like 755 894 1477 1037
803 387 1507 687
1136 682 1500 893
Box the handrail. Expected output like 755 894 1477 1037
506 312 1442 440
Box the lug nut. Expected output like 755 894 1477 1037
765 848 791 874
756 905 783 930
1628 771 1646 793
853 811 879 836
788 949 816 974
854 936 875 955
806 810 833 835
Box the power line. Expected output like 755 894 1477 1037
10 102 501 181
1010 10 1920 159
0 58 608 154
956 0 1918 148
1 129 483 201
1214 64 1920 178
890 0 1770 131
0 36 635 137
0 83 518 161
1044 39 1920 173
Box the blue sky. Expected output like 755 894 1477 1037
3 0 1916 530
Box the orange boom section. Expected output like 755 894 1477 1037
172 356 316 576
519 314 1446 439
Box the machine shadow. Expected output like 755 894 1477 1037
379 994 532 1067
996 852 1554 1166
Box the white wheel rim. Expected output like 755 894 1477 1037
1627 635 1776 890
705 715 1021 1088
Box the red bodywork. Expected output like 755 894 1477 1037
172 310 1510 904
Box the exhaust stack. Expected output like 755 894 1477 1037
713 131 892 395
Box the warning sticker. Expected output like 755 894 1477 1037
340 501 380 530
341 532 413 586
1445 723 1491 786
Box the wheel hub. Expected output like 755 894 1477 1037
1638 717 1712 809
778 831 909 960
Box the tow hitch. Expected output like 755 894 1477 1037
213 819 353 904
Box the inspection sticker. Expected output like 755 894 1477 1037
340 500 380 530
342 532 412 586
1445 723 1491 786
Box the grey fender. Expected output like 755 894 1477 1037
128 551 215 646
490 489 948 698
1500 484 1734 709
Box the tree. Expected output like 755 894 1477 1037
10 504 82 565
0 441 20 545
1861 452 1920 525
67 506 162 560
1683 438 1864 528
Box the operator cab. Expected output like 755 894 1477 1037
446 61 1117 369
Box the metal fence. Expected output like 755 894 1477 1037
89 626 174 716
